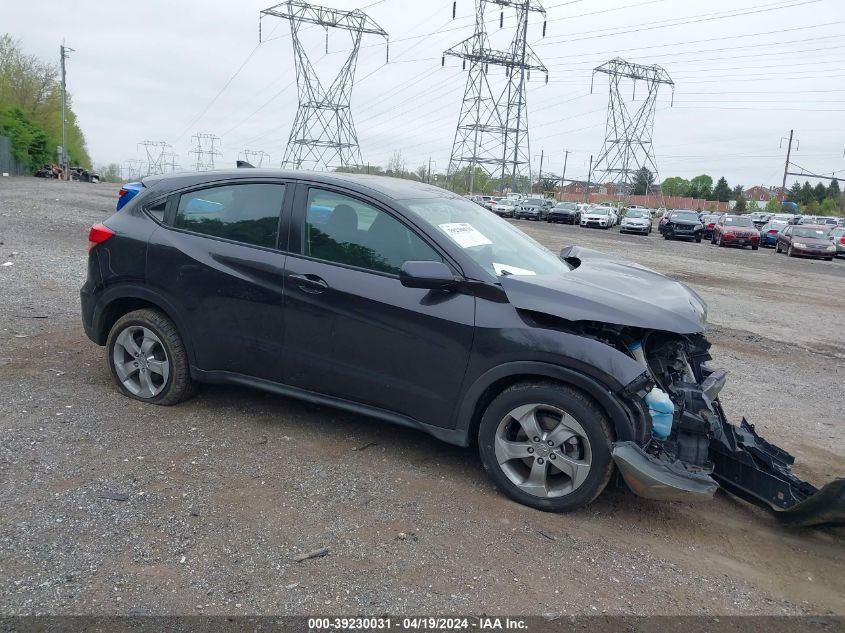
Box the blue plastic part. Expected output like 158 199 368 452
645 387 674 440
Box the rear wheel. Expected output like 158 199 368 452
695 234 702 243
787 245 795 257
106 309 196 405
752 244 759 251
478 382 614 512
717 235 724 247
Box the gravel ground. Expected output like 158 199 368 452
0 178 843 617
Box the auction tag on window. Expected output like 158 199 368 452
438 222 492 248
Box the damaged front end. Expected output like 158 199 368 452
613 331 845 527
501 246 845 526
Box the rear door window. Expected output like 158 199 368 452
175 183 286 249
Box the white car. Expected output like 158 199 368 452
492 200 517 217
581 207 614 229
619 209 653 235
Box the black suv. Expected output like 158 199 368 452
81 170 839 522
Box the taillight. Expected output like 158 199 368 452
839 237 845 245
768 230 779 235
88 223 114 252
118 187 128 198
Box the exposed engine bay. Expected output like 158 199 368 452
574 321 844 527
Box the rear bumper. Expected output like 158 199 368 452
80 281 100 344
612 441 718 502
720 234 759 246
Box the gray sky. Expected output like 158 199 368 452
7 0 845 187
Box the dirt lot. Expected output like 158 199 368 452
0 178 843 616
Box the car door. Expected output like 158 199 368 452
780 226 792 250
146 180 291 382
281 183 475 429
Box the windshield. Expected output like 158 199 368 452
793 227 830 239
670 211 699 221
589 208 610 216
406 197 572 279
554 203 577 210
524 198 544 205
625 210 647 218
723 216 754 227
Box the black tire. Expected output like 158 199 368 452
776 242 781 253
695 235 702 243
787 245 795 257
477 381 615 513
717 235 724 247
663 232 670 240
106 308 197 405
752 244 758 251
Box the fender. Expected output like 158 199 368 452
91 283 196 365
455 361 641 447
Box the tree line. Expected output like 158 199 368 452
0 34 90 172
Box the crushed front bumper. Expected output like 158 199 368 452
612 442 718 502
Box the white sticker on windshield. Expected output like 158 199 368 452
438 222 493 248
493 262 536 276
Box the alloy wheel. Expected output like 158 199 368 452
112 326 170 399
494 403 592 498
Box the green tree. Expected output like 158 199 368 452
686 175 713 199
818 198 837 216
747 199 761 212
660 176 689 197
96 162 121 183
0 34 90 168
813 182 827 203
632 167 654 195
712 176 731 202
765 197 783 213
0 106 49 169
734 194 747 214
787 181 801 202
829 178 841 199
731 184 744 200
799 181 814 205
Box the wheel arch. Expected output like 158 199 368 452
93 286 194 364
456 362 641 448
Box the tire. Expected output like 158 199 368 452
776 242 782 253
695 235 702 243
717 235 724 247
663 232 670 240
106 308 197 406
787 245 795 257
752 244 758 251
477 381 614 512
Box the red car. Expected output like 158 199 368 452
711 214 760 250
775 224 836 260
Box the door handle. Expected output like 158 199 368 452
288 272 329 294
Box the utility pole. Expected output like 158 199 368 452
427 157 432 184
59 43 74 180
536 149 544 196
780 129 795 202
559 150 570 201
584 154 593 204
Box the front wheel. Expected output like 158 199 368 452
106 308 197 405
695 234 702 243
478 382 614 512
787 245 795 257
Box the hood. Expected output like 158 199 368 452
499 246 707 334
666 217 700 226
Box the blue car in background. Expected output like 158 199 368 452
116 182 143 210
758 221 786 248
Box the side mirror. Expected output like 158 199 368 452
400 261 459 290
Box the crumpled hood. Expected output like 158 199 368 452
499 245 707 334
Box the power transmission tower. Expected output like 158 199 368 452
190 133 222 171
240 150 270 167
444 0 548 196
591 57 674 197
121 159 144 181
138 141 173 176
259 1 389 171
162 151 180 173
59 42 74 179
